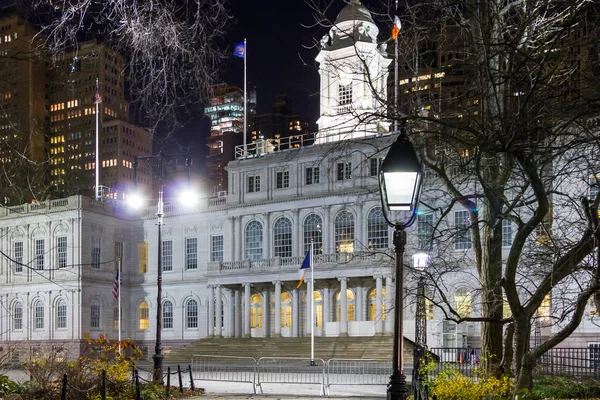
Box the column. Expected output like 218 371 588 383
375 276 383 334
339 277 348 336
321 206 331 253
322 286 330 337
385 275 393 335
355 282 363 321
215 285 223 337
226 288 234 337
234 288 242 337
293 209 301 257
263 213 271 259
262 288 270 338
207 285 215 337
237 218 244 261
274 281 282 337
243 283 251 337
292 288 299 337
355 201 363 251
228 217 235 261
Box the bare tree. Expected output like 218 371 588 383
29 0 230 135
307 0 600 392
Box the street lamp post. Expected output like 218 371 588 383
132 151 193 384
379 124 423 400
412 252 429 399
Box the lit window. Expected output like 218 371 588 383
250 293 263 328
336 289 355 321
454 288 472 318
334 210 354 253
367 207 388 249
538 293 552 321
369 288 387 321
139 302 149 330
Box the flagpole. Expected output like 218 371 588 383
394 2 399 133
310 240 315 366
243 37 247 158
95 76 100 200
118 257 122 354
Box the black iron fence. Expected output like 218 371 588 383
426 347 600 380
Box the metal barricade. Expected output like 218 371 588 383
257 357 326 396
191 355 257 393
326 358 392 393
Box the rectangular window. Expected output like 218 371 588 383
91 236 101 269
248 175 261 192
502 219 513 247
162 240 173 271
339 83 352 105
57 237 67 268
13 241 23 272
114 241 123 270
57 304 67 329
186 238 198 270
369 158 381 177
138 243 148 273
276 170 290 189
337 162 352 181
305 167 320 185
35 239 45 270
454 210 472 250
417 214 434 250
211 235 224 262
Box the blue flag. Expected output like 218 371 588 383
296 249 311 288
233 41 245 58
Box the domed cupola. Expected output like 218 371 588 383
314 0 391 144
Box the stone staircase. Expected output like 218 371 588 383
163 335 414 365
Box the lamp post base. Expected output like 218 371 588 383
152 353 164 384
387 372 407 400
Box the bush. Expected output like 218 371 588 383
531 376 600 399
431 370 513 400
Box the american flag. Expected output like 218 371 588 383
113 269 120 301
94 88 102 104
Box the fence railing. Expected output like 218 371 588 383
191 354 257 393
536 347 600 379
191 355 390 396
429 347 480 378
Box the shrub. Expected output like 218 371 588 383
531 376 600 399
431 370 513 400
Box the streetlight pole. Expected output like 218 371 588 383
412 252 429 399
378 123 423 400
132 151 192 385
389 225 407 400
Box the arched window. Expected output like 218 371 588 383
368 288 387 321
245 221 263 260
367 207 388 249
56 299 67 329
186 299 198 328
281 292 292 328
314 291 323 328
455 288 472 318
250 293 263 328
139 301 149 330
34 300 44 329
336 289 355 322
303 214 323 255
13 302 22 330
335 210 354 253
274 217 292 258
163 300 173 329
90 301 101 328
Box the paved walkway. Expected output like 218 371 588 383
190 396 384 399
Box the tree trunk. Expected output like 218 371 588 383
513 317 534 394
500 323 514 376
480 205 504 376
